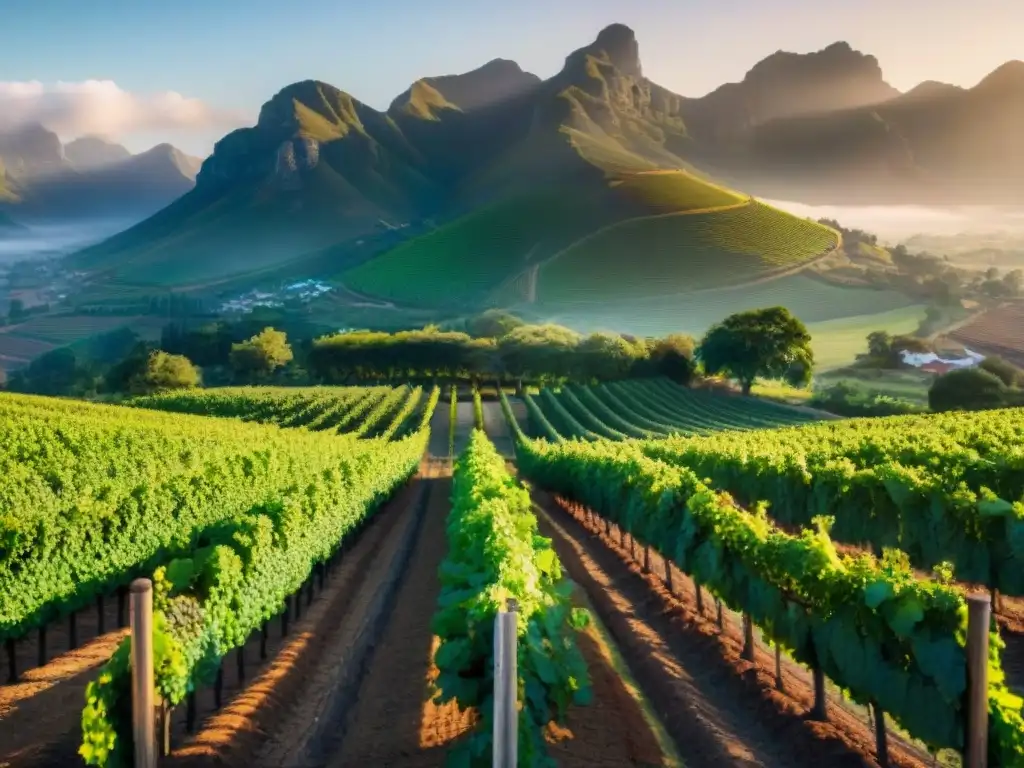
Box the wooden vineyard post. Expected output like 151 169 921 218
741 614 755 662
38 626 46 667
872 701 889 767
130 578 157 768
237 643 245 683
69 610 78 649
493 598 519 768
810 663 828 721
664 560 673 594
695 584 704 615
161 699 172 757
774 644 784 691
6 638 16 683
965 593 991 768
716 599 724 631
214 663 224 709
643 544 650 574
186 691 197 733
118 585 127 628
97 594 105 635
260 623 268 660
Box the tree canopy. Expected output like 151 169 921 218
229 327 294 380
130 351 201 394
929 367 1008 412
697 306 813 394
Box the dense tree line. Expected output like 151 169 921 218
308 322 697 386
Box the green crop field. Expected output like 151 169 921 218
535 201 838 302
609 170 746 213
512 378 819 442
343 171 764 309
342 190 614 308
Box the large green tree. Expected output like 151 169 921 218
131 351 201 394
229 327 294 380
929 367 1008 412
697 306 813 394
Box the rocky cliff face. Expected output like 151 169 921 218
64 137 132 169
0 123 68 177
681 41 900 143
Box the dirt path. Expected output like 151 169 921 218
326 475 461 767
164 476 428 768
0 627 128 766
426 394 451 458
532 490 933 768
480 400 514 458
453 402 474 456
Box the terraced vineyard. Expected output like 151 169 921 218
950 301 1024 367
536 201 839 303
519 377 819 441
342 172 830 310
131 384 438 439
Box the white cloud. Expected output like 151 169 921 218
0 79 246 143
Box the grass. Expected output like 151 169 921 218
344 189 615 308
750 380 814 403
346 173 815 309
610 170 745 213
527 274 914 335
815 367 934 405
535 201 838 302
806 305 928 371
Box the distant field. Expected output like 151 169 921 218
815 368 934 405
535 201 837 302
7 314 152 344
807 306 928 370
344 171 762 308
0 334 56 367
949 301 1024 367
529 274 914 332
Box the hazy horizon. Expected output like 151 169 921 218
766 199 1024 244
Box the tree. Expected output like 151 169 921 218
978 356 1024 388
645 334 696 384
928 367 1007 412
131 351 201 394
103 342 155 393
572 332 640 381
7 347 95 396
466 309 524 339
6 299 26 324
867 331 892 359
230 327 293 380
697 307 813 394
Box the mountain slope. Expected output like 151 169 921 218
4 143 200 222
64 137 132 169
68 24 843 301
0 124 202 223
711 60 1024 203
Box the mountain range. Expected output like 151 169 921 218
63 23 1024 304
0 125 201 224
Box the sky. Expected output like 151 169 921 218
0 0 1020 157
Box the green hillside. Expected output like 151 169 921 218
535 200 838 303
342 170 758 307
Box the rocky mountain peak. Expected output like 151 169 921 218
64 136 131 169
